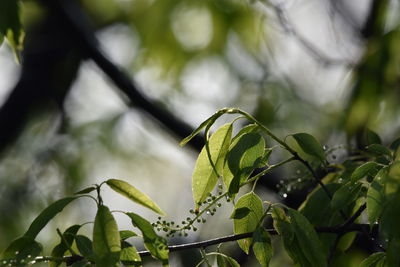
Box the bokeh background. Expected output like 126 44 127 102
0 0 399 266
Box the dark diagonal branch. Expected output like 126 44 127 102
38 0 205 151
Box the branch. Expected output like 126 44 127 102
38 0 205 151
35 223 371 265
260 1 357 68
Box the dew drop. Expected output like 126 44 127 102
282 193 288 198
297 178 302 182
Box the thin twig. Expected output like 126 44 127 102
259 1 357 68
35 223 371 265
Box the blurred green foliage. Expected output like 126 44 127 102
0 0 399 265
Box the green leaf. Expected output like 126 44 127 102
300 183 342 226
288 209 327 267
336 231 357 252
367 168 388 224
125 212 169 266
70 260 91 267
385 161 400 195
223 132 265 195
74 186 96 195
252 227 273 267
380 193 400 240
292 133 326 162
386 239 400 267
180 110 227 146
75 235 93 258
0 0 22 52
362 129 382 146
231 124 259 143
192 123 232 206
208 252 240 267
230 207 251 219
50 225 81 267
232 192 264 254
24 197 77 239
1 236 42 262
93 205 121 267
366 144 392 157
120 230 138 240
351 162 381 182
271 207 308 266
106 179 165 216
359 252 386 267
121 241 142 267
331 182 362 210
390 137 400 151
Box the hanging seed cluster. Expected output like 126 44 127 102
152 185 228 238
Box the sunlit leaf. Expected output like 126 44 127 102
292 133 326 162
223 132 265 195
385 161 400 195
232 192 264 254
359 252 386 267
106 179 165 216
50 225 81 267
120 230 138 240
93 205 121 267
252 227 273 267
126 212 169 266
24 197 78 239
192 123 232 206
231 124 259 143
367 168 388 224
120 241 142 267
351 162 381 182
75 235 93 258
180 110 228 146
209 252 240 267
336 231 357 252
288 209 327 267
331 182 362 210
